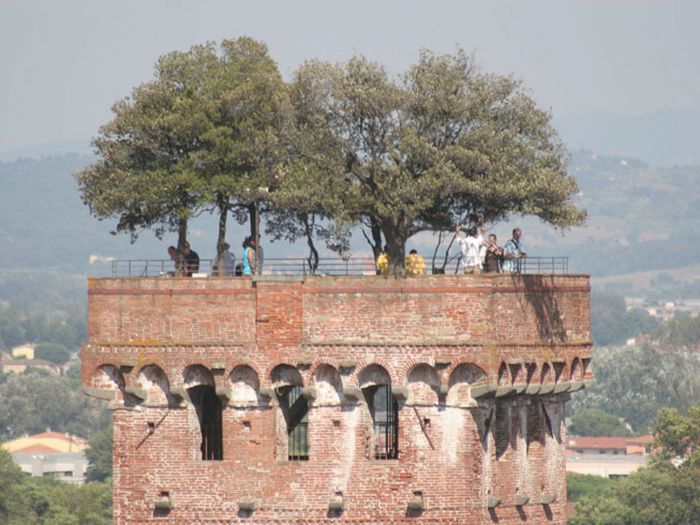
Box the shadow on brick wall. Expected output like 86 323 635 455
516 275 567 343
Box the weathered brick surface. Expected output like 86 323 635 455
82 274 591 524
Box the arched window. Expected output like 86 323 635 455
187 385 223 460
278 385 309 460
364 385 399 460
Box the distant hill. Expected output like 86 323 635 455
555 110 700 167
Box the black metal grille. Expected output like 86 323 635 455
365 385 399 460
279 385 309 461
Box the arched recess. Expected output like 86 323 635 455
541 363 553 384
230 365 260 406
313 364 342 405
270 364 303 389
183 364 215 388
92 364 125 390
271 364 308 461
358 364 398 460
570 358 582 381
358 364 391 389
525 363 538 384
497 362 509 386
447 363 487 407
183 366 221 461
406 364 440 405
87 364 126 404
136 364 173 406
553 361 566 383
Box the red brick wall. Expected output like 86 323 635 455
82 274 591 524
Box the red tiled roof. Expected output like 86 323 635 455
567 435 653 449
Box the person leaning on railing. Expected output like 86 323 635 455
502 228 527 273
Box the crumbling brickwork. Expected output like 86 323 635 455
81 274 591 524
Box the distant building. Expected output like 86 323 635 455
2 358 62 375
2 431 89 484
566 435 653 478
11 343 36 360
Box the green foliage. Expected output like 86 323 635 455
0 447 32 524
569 408 632 437
591 291 627 346
0 370 110 440
289 50 585 272
652 407 700 464
571 407 700 525
75 37 289 261
0 303 86 352
570 345 700 433
566 473 617 502
655 315 700 350
590 291 661 346
85 424 113 482
28 478 113 525
35 343 71 365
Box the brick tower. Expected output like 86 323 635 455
81 273 591 524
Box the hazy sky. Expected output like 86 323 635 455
1 0 698 152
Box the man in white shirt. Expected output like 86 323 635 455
455 225 485 274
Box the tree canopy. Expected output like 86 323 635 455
569 408 632 437
569 344 700 433
288 50 585 271
0 370 110 440
570 406 700 525
75 37 289 265
77 39 585 274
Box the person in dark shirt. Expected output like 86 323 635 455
183 241 200 276
483 234 504 273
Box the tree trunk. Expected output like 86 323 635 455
370 219 383 260
382 225 406 277
302 213 319 275
176 217 188 276
215 193 229 276
248 203 257 239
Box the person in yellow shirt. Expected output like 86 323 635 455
405 249 426 277
376 245 389 276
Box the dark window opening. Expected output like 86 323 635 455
188 385 223 460
364 385 399 459
279 385 309 460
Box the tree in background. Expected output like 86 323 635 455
591 290 660 346
570 406 700 525
0 371 110 439
569 408 632 437
655 315 700 350
0 448 31 524
570 345 700 433
85 424 113 482
290 50 585 273
34 342 71 365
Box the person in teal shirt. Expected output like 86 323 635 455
242 236 256 275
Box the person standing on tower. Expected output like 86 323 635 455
502 228 527 273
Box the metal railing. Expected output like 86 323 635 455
106 256 569 278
